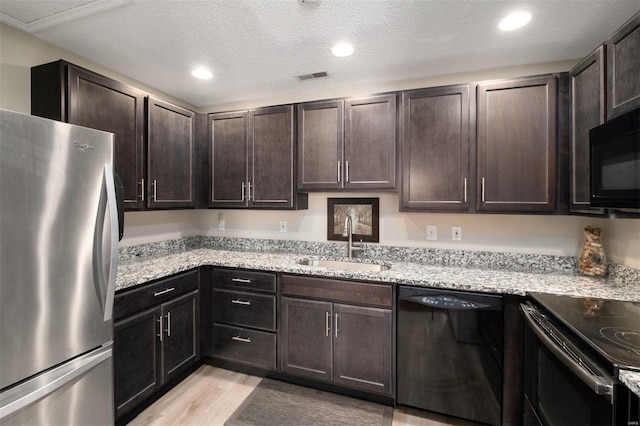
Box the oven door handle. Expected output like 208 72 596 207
521 304 615 401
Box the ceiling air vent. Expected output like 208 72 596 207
296 71 328 81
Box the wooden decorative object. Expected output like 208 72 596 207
578 226 607 277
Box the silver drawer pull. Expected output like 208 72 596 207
232 336 251 343
231 278 252 283
231 299 251 306
154 287 175 297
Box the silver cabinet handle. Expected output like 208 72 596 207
337 161 341 183
140 178 145 201
231 299 251 306
463 178 467 203
345 161 350 182
335 312 339 338
152 179 157 201
232 336 251 343
481 177 485 203
247 182 252 201
157 316 163 342
154 287 175 297
231 278 252 283
325 311 330 337
165 311 171 337
241 182 246 201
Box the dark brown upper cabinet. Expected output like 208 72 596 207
209 111 248 208
297 94 397 191
569 46 607 215
344 94 397 190
297 100 344 190
31 61 146 210
476 75 558 212
31 60 201 211
400 85 472 211
607 12 640 118
209 105 306 209
146 97 196 209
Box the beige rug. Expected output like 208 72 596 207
225 378 393 426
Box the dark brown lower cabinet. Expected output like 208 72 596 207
280 298 333 381
114 306 161 418
114 272 200 420
162 292 199 383
280 296 393 396
209 269 278 370
333 304 393 395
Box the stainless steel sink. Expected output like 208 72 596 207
299 259 391 272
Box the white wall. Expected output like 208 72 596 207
2 23 639 269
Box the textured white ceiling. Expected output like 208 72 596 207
2 0 639 108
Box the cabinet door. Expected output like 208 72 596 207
569 47 607 215
209 111 248 207
607 13 640 118
67 65 145 210
249 105 295 208
344 94 397 189
333 304 393 395
114 306 162 419
477 75 557 212
280 297 332 381
161 290 199 383
401 85 471 211
297 100 344 190
147 97 196 209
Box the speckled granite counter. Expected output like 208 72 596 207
619 370 640 398
116 242 640 303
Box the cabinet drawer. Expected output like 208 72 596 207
281 275 392 308
114 270 199 320
212 324 276 370
213 289 275 331
213 268 276 293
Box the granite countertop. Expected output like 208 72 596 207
115 247 640 302
619 370 640 398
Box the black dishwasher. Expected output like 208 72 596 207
397 286 504 425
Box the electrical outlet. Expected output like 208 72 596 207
452 226 462 241
218 213 225 231
426 225 437 241
280 221 287 233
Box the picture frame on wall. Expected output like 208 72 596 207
327 197 379 242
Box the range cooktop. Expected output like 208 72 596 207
529 292 640 372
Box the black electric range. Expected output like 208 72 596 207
529 292 640 373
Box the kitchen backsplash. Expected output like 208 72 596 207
118 236 639 285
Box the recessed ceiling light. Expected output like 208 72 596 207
498 11 532 31
331 43 354 57
191 67 213 80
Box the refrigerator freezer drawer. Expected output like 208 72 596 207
0 343 114 425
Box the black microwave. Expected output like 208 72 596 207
589 107 640 209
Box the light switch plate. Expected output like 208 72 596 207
452 226 462 241
218 213 225 231
426 225 437 240
280 221 287 233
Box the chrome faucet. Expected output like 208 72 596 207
342 215 363 258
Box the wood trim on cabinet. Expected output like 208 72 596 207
281 275 393 308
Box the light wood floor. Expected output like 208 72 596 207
129 365 478 426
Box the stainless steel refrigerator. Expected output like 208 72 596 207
0 109 121 425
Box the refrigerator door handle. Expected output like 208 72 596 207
93 164 119 322
0 345 112 420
